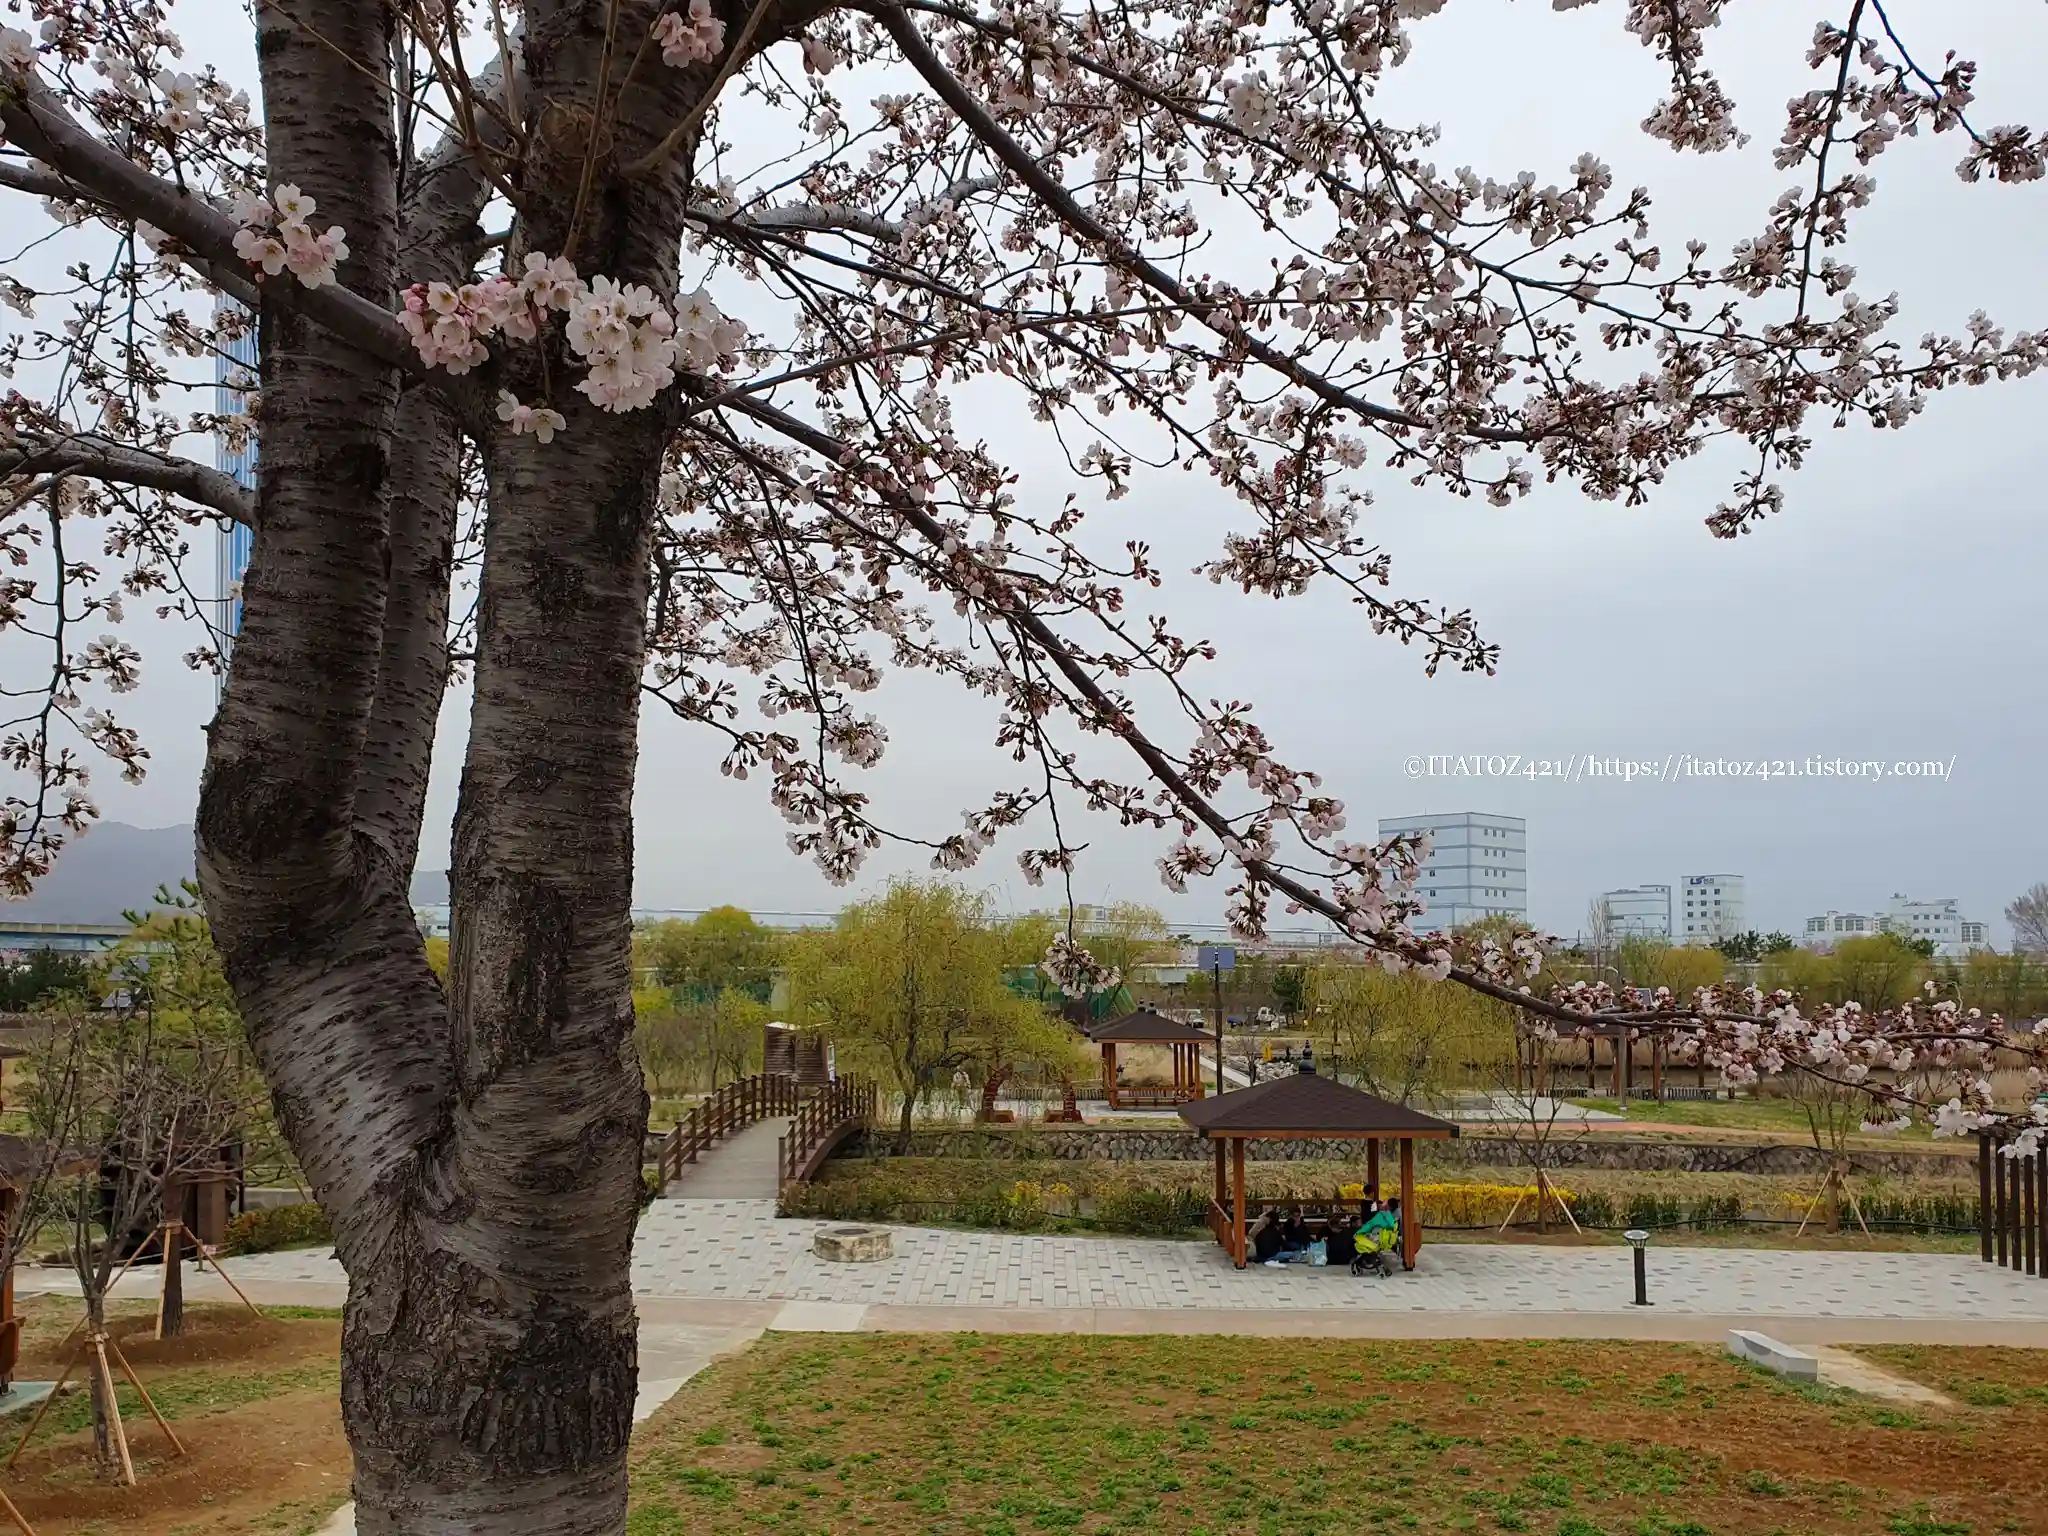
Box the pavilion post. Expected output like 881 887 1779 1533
1103 1043 1117 1110
1231 1137 1246 1269
1399 1137 1417 1270
1366 1138 1380 1198
1213 1136 1226 1209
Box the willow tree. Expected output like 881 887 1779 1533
784 878 1066 1144
2 0 2045 1529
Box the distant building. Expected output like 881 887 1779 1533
1801 896 1989 958
1377 812 1526 928
1598 885 1672 940
214 302 258 700
1802 911 1876 947
1676 874 1744 946
0 922 130 957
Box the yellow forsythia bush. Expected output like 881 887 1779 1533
1411 1182 1575 1227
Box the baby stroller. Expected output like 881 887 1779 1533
1348 1201 1400 1277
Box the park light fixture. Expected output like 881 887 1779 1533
1624 1228 1652 1307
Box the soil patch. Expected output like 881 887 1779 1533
7 1386 347 1536
2 1301 349 1536
15 1302 339 1377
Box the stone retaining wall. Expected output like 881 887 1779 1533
839 1125 1974 1180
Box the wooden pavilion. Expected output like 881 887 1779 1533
1087 1008 1210 1110
1179 1061 1459 1271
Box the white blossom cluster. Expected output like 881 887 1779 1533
232 186 349 289
1040 934 1121 999
394 253 745 426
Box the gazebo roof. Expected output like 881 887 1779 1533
1087 1008 1212 1044
1178 1070 1460 1138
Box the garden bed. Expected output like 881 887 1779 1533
787 1156 1983 1248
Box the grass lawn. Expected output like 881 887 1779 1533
629 1334 2046 1536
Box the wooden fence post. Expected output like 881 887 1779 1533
2037 1146 2048 1283
2027 1145 2040 1278
1979 1135 1994 1263
1996 1137 2009 1267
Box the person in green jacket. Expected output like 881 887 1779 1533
1353 1200 1400 1275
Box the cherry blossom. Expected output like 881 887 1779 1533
232 184 346 288
0 25 35 74
496 391 566 444
654 0 725 68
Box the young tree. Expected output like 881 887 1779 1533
4 1 2047 1528
21 978 250 1464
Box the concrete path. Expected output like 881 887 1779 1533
661 1116 790 1199
59 1196 2043 1337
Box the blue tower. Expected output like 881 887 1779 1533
214 303 257 698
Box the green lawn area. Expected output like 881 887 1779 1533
629 1334 2045 1536
1568 1098 1943 1143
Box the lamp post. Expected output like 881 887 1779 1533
1624 1228 1652 1306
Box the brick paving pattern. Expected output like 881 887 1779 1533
217 1198 2048 1320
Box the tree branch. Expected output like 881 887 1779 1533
713 172 1005 243
0 430 255 527
0 75 418 374
870 3 1531 445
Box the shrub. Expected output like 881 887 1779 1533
1411 1183 1580 1228
1093 1185 1207 1236
220 1201 332 1255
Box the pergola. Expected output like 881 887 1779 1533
1179 1066 1459 1271
1087 1008 1210 1110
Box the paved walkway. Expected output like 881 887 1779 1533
76 1198 2044 1339
661 1117 790 1198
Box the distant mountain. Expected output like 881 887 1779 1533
411 870 449 905
5 822 195 925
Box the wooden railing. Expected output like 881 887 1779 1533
1105 1084 1203 1110
779 1077 876 1187
657 1073 799 1188
1980 1132 2046 1280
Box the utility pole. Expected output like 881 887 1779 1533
1212 961 1224 1096
1196 944 1235 1095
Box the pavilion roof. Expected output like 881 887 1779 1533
1086 1008 1212 1044
1178 1070 1460 1138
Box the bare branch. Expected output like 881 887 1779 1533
1 430 255 527
0 75 421 375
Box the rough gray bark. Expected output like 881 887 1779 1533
193 0 724 1527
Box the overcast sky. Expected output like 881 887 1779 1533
46 0 2048 942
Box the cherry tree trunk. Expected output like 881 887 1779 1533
186 0 713 1526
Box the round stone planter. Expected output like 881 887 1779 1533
814 1225 893 1262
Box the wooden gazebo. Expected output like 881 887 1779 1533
1088 1008 1210 1110
1179 1062 1459 1271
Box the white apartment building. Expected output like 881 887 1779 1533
1377 812 1527 929
1676 874 1745 945
1802 911 1877 946
1598 885 1672 940
1801 896 1990 957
